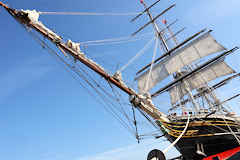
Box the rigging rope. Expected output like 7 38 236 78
132 106 140 142
80 32 153 47
39 11 140 16
107 81 134 128
223 116 240 145
145 36 158 92
80 32 152 44
118 37 155 73
163 114 190 154
82 37 151 47
71 63 136 135
27 29 137 137
137 108 159 130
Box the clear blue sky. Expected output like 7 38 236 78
0 0 240 160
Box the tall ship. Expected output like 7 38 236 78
1 1 240 159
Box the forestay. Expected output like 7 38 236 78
169 60 235 104
137 31 226 93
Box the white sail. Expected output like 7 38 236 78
137 32 226 93
137 62 169 94
169 61 235 104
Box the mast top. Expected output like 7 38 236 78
162 19 167 25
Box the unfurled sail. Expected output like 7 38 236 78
137 31 226 93
169 60 235 104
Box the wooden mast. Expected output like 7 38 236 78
140 0 169 52
0 2 165 120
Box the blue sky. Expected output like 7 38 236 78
0 0 240 160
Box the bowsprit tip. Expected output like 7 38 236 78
0 1 8 9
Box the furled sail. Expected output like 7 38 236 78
169 60 235 104
137 31 226 93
